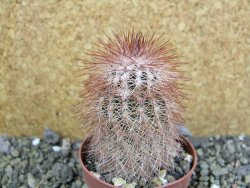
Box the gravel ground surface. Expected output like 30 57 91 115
0 129 250 188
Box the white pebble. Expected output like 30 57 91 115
112 177 126 186
61 138 70 155
211 184 220 188
90 171 101 179
32 138 40 146
123 182 137 188
184 154 193 162
52 146 61 152
152 177 161 186
239 133 245 141
158 169 166 178
159 177 168 185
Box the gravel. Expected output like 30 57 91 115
44 128 60 144
52 163 73 183
0 136 13 154
190 135 250 188
86 150 192 187
0 130 250 188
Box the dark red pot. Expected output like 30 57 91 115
79 136 197 188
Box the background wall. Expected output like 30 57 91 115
1 0 249 138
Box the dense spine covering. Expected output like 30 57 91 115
77 31 186 182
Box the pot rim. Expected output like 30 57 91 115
79 135 198 188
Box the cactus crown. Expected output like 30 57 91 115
78 31 186 182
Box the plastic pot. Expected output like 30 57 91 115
79 136 197 188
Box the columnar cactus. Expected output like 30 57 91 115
78 31 186 182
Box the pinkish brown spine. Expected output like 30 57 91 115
77 31 186 182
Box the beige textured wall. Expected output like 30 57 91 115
1 0 250 138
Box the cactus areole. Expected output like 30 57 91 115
77 31 194 185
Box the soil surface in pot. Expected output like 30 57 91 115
82 145 193 187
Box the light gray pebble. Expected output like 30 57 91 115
44 128 60 144
166 175 175 182
190 137 209 148
212 167 228 176
200 161 209 169
214 135 220 140
234 164 250 175
5 165 13 174
10 158 21 166
71 180 83 188
244 175 250 183
0 160 7 169
220 177 227 186
0 136 13 154
216 157 225 166
207 157 216 164
19 174 25 183
72 140 82 150
215 144 221 151
200 169 209 176
61 138 71 156
196 148 203 156
225 141 236 154
52 163 73 183
11 149 19 157
27 173 37 188
209 175 215 183
138 178 147 186
209 162 218 170
199 175 209 182
228 177 234 183
226 164 234 171
175 166 184 174
1 174 9 185
181 160 191 173
240 157 248 165
103 174 112 183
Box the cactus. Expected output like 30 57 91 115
77 31 186 182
